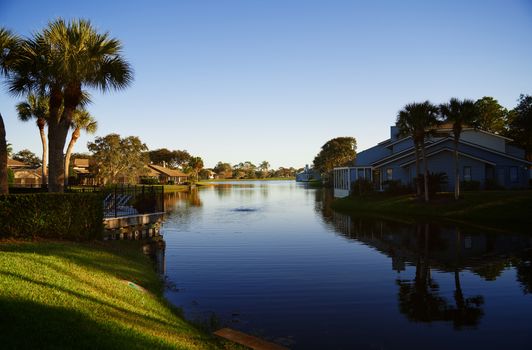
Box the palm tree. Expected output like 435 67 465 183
439 98 477 200
7 19 132 192
64 108 97 186
16 94 50 186
0 27 20 194
397 101 440 202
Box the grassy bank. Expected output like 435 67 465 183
332 190 532 232
0 240 234 349
163 184 189 192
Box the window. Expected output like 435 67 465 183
510 166 518 183
463 166 472 181
386 168 393 181
357 168 364 180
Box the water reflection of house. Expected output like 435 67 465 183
8 158 42 187
329 211 532 276
146 164 188 184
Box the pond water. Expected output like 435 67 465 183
162 181 532 350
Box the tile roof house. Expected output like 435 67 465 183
146 164 188 184
333 126 532 198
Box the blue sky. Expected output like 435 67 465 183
1 0 531 168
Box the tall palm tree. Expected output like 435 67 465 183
64 108 97 186
396 108 422 197
7 18 132 192
0 27 21 194
397 101 440 202
439 98 477 200
16 94 50 186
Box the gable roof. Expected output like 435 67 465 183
373 137 531 168
7 158 26 168
73 158 90 168
148 164 188 177
398 148 497 167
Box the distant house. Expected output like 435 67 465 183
333 126 531 197
68 158 96 185
146 164 188 184
8 158 42 187
296 165 321 182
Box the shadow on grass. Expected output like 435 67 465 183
0 298 177 350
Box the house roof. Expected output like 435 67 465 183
73 158 90 168
7 158 26 168
398 148 497 167
372 137 531 168
148 164 188 177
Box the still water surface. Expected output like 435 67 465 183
162 181 532 349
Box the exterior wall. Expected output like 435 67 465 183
506 144 526 159
461 130 506 153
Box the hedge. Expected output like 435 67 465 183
0 193 104 240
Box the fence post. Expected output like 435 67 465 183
114 184 117 218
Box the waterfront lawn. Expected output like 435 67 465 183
332 190 532 232
0 240 233 350
163 184 189 192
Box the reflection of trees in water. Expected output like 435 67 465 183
313 191 532 328
514 249 532 294
396 224 484 329
163 190 202 229
213 183 270 200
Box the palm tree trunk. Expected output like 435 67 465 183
454 140 460 200
421 143 429 202
47 116 71 193
0 114 8 195
64 128 80 186
38 123 48 187
414 142 421 197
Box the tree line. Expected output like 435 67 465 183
313 95 531 202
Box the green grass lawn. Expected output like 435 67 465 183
163 184 189 192
0 240 237 350
332 190 532 232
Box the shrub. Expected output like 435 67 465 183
140 177 159 185
382 180 411 195
350 179 374 196
461 180 481 191
416 172 448 196
0 193 103 240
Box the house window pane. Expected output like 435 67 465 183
357 168 364 179
463 166 472 181
386 168 393 181
510 166 518 183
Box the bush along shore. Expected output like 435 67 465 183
332 190 532 233
0 240 241 350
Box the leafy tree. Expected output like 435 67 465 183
313 137 356 174
16 93 50 184
474 96 508 134
439 98 477 200
507 94 532 164
64 108 97 185
396 102 439 202
0 27 21 194
88 134 147 184
214 161 232 178
187 156 204 182
148 148 191 169
13 149 41 168
7 19 132 192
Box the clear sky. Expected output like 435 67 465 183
1 0 531 169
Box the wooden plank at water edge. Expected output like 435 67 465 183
214 328 289 350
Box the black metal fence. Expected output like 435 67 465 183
69 185 165 218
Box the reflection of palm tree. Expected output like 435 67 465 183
397 225 484 329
